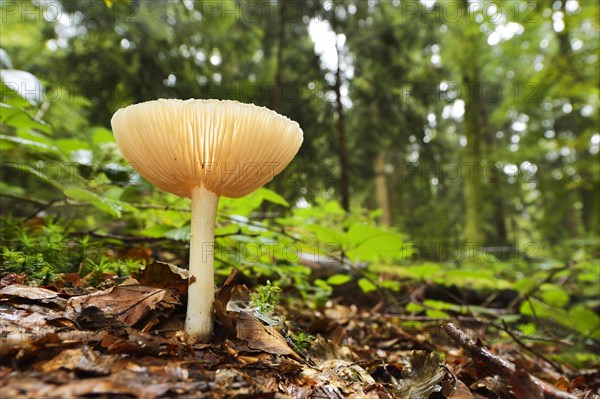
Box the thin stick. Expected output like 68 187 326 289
500 320 564 374
442 323 577 399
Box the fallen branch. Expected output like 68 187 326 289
442 323 577 399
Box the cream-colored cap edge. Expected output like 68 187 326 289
111 99 303 198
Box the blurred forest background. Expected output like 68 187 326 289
0 0 599 368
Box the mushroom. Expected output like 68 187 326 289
111 99 303 342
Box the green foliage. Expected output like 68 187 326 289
0 216 144 285
251 281 283 316
1 248 54 282
80 256 143 286
0 220 68 282
289 329 314 353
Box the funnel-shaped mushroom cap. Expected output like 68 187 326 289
111 99 303 198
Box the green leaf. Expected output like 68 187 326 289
215 224 242 236
442 269 510 289
425 309 451 319
92 127 115 145
406 263 442 280
5 164 64 189
519 299 568 328
256 187 289 207
327 274 352 285
568 306 600 338
0 181 25 196
0 104 52 133
380 279 401 291
423 299 457 311
540 285 570 309
314 278 332 289
357 277 378 293
406 303 424 313
63 187 124 217
306 224 346 248
56 138 90 153
220 192 263 217
514 276 539 293
142 224 174 238
164 226 191 241
0 134 59 154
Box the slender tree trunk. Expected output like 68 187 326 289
557 2 589 237
334 39 350 212
491 175 508 243
581 184 600 236
261 0 287 215
463 85 484 246
273 0 285 113
481 102 508 244
460 0 484 247
374 152 391 225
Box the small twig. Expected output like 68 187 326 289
70 228 260 243
70 231 166 243
442 323 577 399
215 229 261 239
129 203 191 212
25 198 59 221
500 319 564 374
382 314 489 323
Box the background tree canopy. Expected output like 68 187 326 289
0 0 599 372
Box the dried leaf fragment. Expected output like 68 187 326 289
0 284 66 307
66 284 179 326
235 312 299 359
394 351 446 399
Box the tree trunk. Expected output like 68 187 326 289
481 99 508 244
334 39 350 212
557 2 588 238
463 87 484 246
581 184 600 236
261 0 287 214
273 0 285 113
460 0 484 247
374 152 391 225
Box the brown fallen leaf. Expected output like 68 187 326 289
554 376 570 392
394 351 446 399
0 284 66 307
470 376 512 398
213 270 243 337
0 273 27 289
121 245 153 264
66 284 179 326
37 346 112 376
38 377 137 399
132 261 189 296
52 273 83 290
235 312 300 359
289 360 378 399
445 380 474 399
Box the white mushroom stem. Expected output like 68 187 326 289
186 185 220 342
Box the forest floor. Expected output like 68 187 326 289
0 266 598 399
